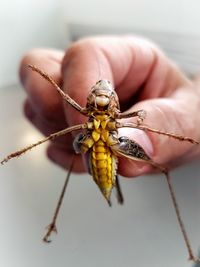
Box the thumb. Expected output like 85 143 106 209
118 87 200 177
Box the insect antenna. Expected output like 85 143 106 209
28 65 87 115
94 50 103 81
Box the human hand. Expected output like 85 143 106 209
19 36 200 177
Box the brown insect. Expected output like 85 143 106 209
1 65 199 263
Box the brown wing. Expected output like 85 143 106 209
111 136 150 161
111 136 166 172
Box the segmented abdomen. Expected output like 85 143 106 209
89 139 117 201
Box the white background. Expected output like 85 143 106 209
0 0 67 87
1 0 200 87
64 0 200 35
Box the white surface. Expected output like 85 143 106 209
1 1 200 89
0 0 68 88
0 85 200 267
68 23 200 76
64 0 200 35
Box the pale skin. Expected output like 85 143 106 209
19 36 200 177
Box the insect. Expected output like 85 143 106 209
1 65 200 263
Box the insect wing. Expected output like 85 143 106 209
111 136 151 163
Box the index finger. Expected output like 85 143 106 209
61 36 189 125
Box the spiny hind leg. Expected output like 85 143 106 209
130 153 199 262
112 137 199 262
43 156 74 243
143 160 199 263
164 170 200 263
134 157 199 262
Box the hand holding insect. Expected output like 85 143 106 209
2 36 200 262
19 36 200 176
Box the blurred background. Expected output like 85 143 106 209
1 0 200 87
0 1 200 267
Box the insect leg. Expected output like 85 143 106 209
163 170 200 263
145 160 199 262
1 124 87 164
28 65 88 115
117 122 199 144
112 138 199 262
146 159 200 262
116 110 146 124
115 175 124 204
43 155 74 243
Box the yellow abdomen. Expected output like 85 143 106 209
90 139 117 202
80 114 118 203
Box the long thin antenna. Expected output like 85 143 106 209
94 50 102 81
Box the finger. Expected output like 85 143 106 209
116 36 190 102
118 158 153 178
47 144 86 172
118 89 200 177
19 49 66 126
24 100 74 149
61 38 113 126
